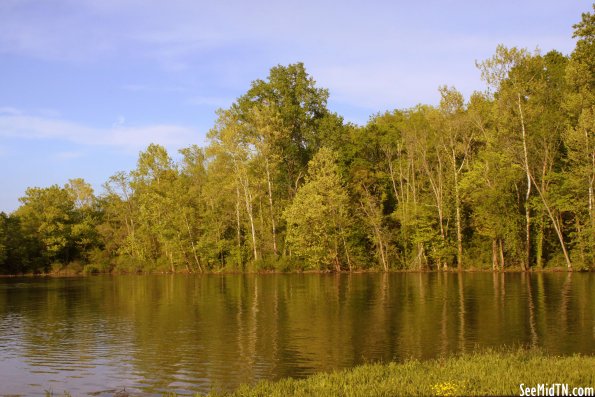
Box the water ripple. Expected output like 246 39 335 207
0 273 593 395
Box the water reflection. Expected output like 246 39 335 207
0 273 593 395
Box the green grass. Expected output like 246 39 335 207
203 349 595 397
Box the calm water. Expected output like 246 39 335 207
0 273 593 395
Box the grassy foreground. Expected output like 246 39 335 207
203 349 594 397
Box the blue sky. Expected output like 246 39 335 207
0 0 591 212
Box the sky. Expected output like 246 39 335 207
0 0 591 213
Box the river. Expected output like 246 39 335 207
0 272 593 395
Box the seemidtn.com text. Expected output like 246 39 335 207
520 383 594 397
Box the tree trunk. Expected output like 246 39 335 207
589 131 594 265
235 185 243 269
183 213 203 273
499 239 505 271
359 192 389 272
242 180 258 262
535 216 544 269
518 94 532 271
452 148 464 271
398 147 410 264
340 231 352 272
416 242 426 270
492 239 498 271
375 227 389 272
176 232 192 273
530 174 572 269
423 151 446 268
386 149 400 205
168 249 175 273
333 237 341 272
265 159 278 256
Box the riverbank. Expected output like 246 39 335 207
203 349 594 397
2 264 592 277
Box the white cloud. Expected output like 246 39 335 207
0 112 198 152
0 107 23 115
36 108 62 118
0 1 587 123
0 1 583 64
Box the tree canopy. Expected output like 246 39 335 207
1 7 593 274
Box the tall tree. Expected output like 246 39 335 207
563 5 595 266
177 145 208 272
284 148 352 270
0 213 38 274
208 109 260 264
100 171 141 264
131 144 181 271
235 62 331 198
349 121 393 270
0 213 7 267
244 106 287 258
15 185 76 268
462 92 525 270
477 46 534 269
438 86 475 270
66 178 100 262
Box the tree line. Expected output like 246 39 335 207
0 7 593 274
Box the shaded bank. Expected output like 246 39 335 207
4 261 595 277
204 349 595 397
41 350 595 396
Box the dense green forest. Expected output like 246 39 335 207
0 8 593 274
